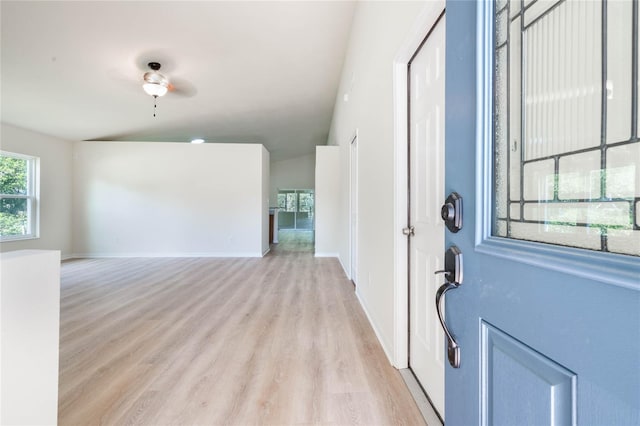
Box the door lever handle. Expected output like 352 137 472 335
436 281 461 368
434 245 463 368
433 245 463 285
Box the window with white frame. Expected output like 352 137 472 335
0 151 39 241
276 189 315 230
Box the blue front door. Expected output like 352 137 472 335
443 1 640 424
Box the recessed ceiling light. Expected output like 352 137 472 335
191 138 205 144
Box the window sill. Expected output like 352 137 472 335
0 235 39 243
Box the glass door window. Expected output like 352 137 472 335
277 189 314 230
493 0 639 256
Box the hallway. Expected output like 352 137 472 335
272 229 315 253
58 232 426 425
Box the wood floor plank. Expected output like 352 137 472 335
58 231 426 425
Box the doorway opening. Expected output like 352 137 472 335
392 2 446 425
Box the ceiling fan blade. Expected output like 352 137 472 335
167 78 197 98
109 54 195 99
107 68 141 92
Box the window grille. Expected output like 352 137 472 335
493 0 639 256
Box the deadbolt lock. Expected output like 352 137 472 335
441 192 463 233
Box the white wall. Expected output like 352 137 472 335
73 142 267 257
0 123 74 258
314 146 341 257
269 153 316 203
326 1 426 361
261 147 270 254
1 250 60 425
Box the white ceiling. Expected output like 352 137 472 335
1 1 356 161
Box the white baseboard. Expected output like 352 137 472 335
355 289 395 366
314 252 338 258
337 255 349 279
70 252 263 259
262 247 271 256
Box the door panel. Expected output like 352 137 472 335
409 14 446 417
444 1 640 425
481 321 576 425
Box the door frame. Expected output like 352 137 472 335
392 0 446 369
350 130 359 284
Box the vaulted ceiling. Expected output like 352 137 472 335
1 1 356 161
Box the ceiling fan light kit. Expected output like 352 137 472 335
143 82 168 97
142 62 169 116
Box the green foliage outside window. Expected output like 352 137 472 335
276 191 314 213
298 193 314 213
277 192 298 212
285 193 297 212
277 194 287 209
0 155 29 237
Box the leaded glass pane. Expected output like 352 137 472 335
493 0 639 256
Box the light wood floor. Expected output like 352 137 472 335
58 230 426 425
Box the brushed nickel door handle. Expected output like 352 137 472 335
436 281 461 368
434 245 463 368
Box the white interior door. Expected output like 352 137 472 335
350 134 358 284
408 14 446 418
